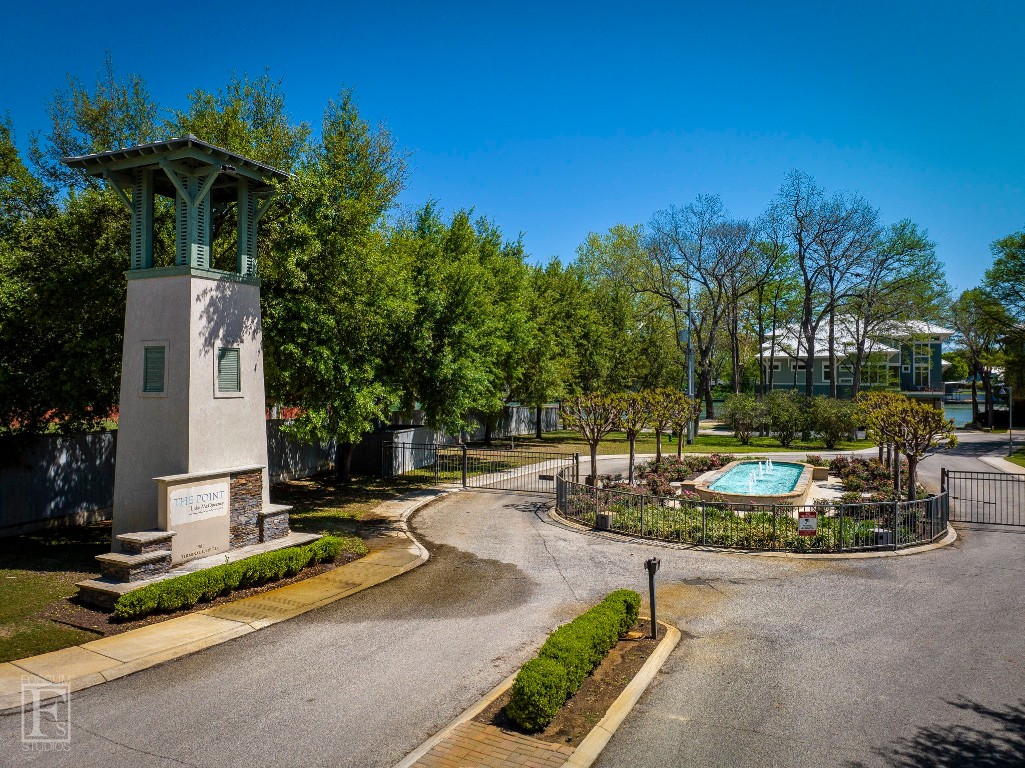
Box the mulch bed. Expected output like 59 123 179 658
475 618 661 748
38 551 364 639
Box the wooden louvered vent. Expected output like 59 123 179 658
143 346 165 393
217 347 241 393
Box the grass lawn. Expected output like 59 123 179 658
487 429 875 456
1007 448 1025 469
0 524 111 662
274 473 437 534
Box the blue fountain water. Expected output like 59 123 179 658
708 461 804 495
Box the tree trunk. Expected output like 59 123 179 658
983 371 994 428
893 453 902 498
828 310 837 399
731 309 741 394
971 374 980 426
588 442 599 485
483 417 493 446
628 434 637 485
655 429 663 465
907 457 918 501
677 429 684 458
852 335 867 398
535 404 543 439
878 443 884 463
335 441 354 483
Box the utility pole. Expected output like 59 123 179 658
684 313 696 445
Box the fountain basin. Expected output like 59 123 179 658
691 460 814 506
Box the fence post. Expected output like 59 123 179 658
574 452 580 484
701 502 707 546
771 504 777 549
461 444 468 487
434 444 439 484
893 500 900 551
838 504 845 553
640 494 646 537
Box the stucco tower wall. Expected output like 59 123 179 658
111 273 270 543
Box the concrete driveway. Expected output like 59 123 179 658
3 432 1022 767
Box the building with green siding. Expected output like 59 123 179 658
761 319 953 399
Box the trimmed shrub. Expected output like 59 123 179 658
810 397 858 449
764 390 807 447
505 658 568 732
112 535 349 621
722 394 764 444
506 589 641 731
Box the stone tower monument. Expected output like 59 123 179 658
64 137 300 600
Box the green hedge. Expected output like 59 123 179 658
112 536 348 621
506 589 640 731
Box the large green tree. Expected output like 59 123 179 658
389 205 524 436
263 91 407 478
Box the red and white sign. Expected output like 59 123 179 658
798 510 818 536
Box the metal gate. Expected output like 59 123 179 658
942 469 1025 525
383 443 578 495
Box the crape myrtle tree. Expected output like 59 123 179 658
618 391 650 485
856 390 907 464
560 392 620 484
645 388 677 465
667 390 698 458
883 399 956 500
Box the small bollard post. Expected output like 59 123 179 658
645 557 660 640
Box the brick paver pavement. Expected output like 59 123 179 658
413 720 575 768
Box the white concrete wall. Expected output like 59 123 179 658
111 273 269 542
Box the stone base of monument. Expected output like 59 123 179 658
77 464 309 610
77 530 322 610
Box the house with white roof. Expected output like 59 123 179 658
760 318 954 399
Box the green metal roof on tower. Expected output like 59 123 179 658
63 136 288 278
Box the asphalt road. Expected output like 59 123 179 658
3 432 1022 767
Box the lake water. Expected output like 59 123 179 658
943 403 974 427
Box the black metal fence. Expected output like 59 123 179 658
943 469 1025 526
382 443 578 494
556 467 949 553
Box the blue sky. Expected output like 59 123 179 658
3 1 1024 291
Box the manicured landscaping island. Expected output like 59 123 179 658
558 455 947 553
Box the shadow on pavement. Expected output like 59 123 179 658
849 698 1025 768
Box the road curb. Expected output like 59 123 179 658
548 508 958 559
0 487 455 715
392 620 680 768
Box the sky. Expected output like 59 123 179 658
3 1 1024 291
